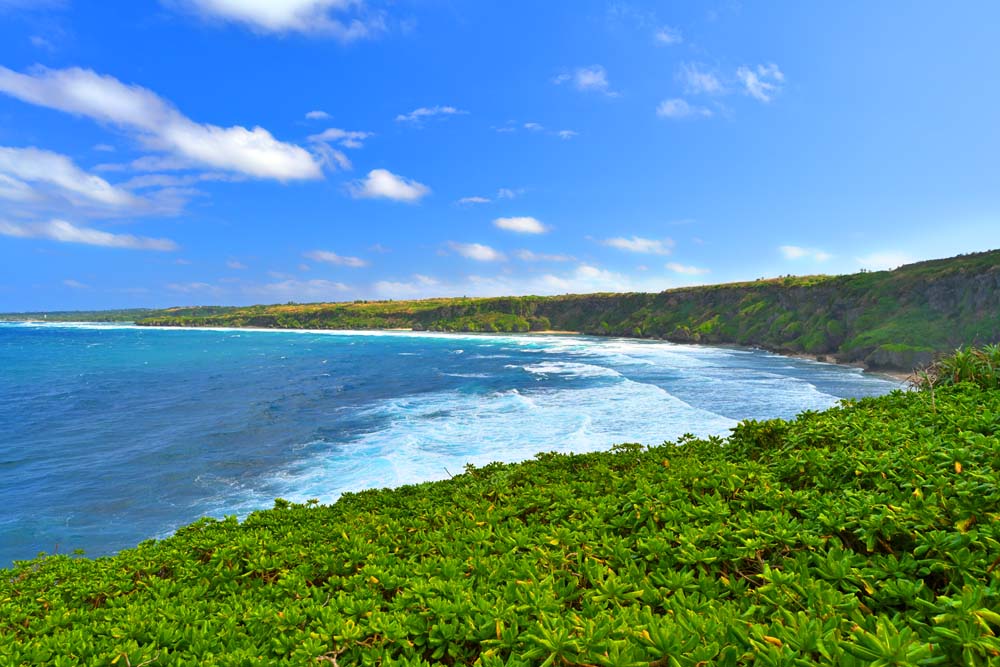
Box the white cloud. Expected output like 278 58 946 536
779 245 831 261
448 241 505 262
680 63 723 95
373 273 439 297
303 249 368 267
556 129 578 139
553 65 617 96
0 173 39 201
348 168 430 202
167 281 222 295
654 25 682 45
119 172 233 190
855 251 914 271
666 262 710 276
0 66 323 180
0 146 137 207
737 63 784 102
245 278 351 299
604 236 674 255
63 278 89 289
516 249 572 262
305 110 330 120
457 196 490 205
308 127 373 149
395 105 467 123
310 142 352 171
168 0 382 40
93 143 115 152
370 262 681 300
227 260 247 270
0 219 178 251
523 122 543 131
497 187 522 199
493 216 547 234
656 98 712 119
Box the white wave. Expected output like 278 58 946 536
520 361 622 379
261 377 737 507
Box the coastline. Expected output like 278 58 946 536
15 319 912 379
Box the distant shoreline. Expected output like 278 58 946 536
4 319 908 381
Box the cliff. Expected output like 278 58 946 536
134 249 1000 372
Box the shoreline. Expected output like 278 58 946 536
11 319 912 379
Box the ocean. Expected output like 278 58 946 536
0 322 901 566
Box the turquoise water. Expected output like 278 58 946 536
0 322 900 566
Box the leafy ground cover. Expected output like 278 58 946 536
2 353 1000 665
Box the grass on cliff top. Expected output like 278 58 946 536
2 350 1000 666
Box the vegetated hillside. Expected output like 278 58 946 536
136 249 1000 371
2 348 999 666
0 309 157 322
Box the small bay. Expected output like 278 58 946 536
0 322 899 566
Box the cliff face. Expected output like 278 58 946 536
134 250 1000 372
529 257 1000 369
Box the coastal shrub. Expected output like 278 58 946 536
915 344 1000 390
3 350 1000 664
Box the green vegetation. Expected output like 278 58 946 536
0 308 157 323
915 345 1000 391
5 250 997 370
125 249 1000 371
3 348 1000 665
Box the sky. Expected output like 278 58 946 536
1 1 999 311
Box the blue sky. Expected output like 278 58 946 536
1 1 999 311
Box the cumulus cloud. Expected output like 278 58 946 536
855 251 914 271
604 236 674 255
371 262 684 300
457 195 490 205
0 146 138 207
0 66 323 180
167 281 222 295
395 105 467 123
779 245 831 261
553 65 618 96
665 262 710 276
654 25 682 45
348 169 430 202
244 278 351 299
305 110 331 120
556 129 578 139
516 249 572 262
0 218 178 251
737 63 784 102
303 249 368 267
373 273 439 298
448 241 505 262
679 63 724 95
167 0 383 40
523 122 543 131
656 98 712 119
493 216 547 234
308 127 373 149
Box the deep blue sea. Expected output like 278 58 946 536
0 322 901 566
